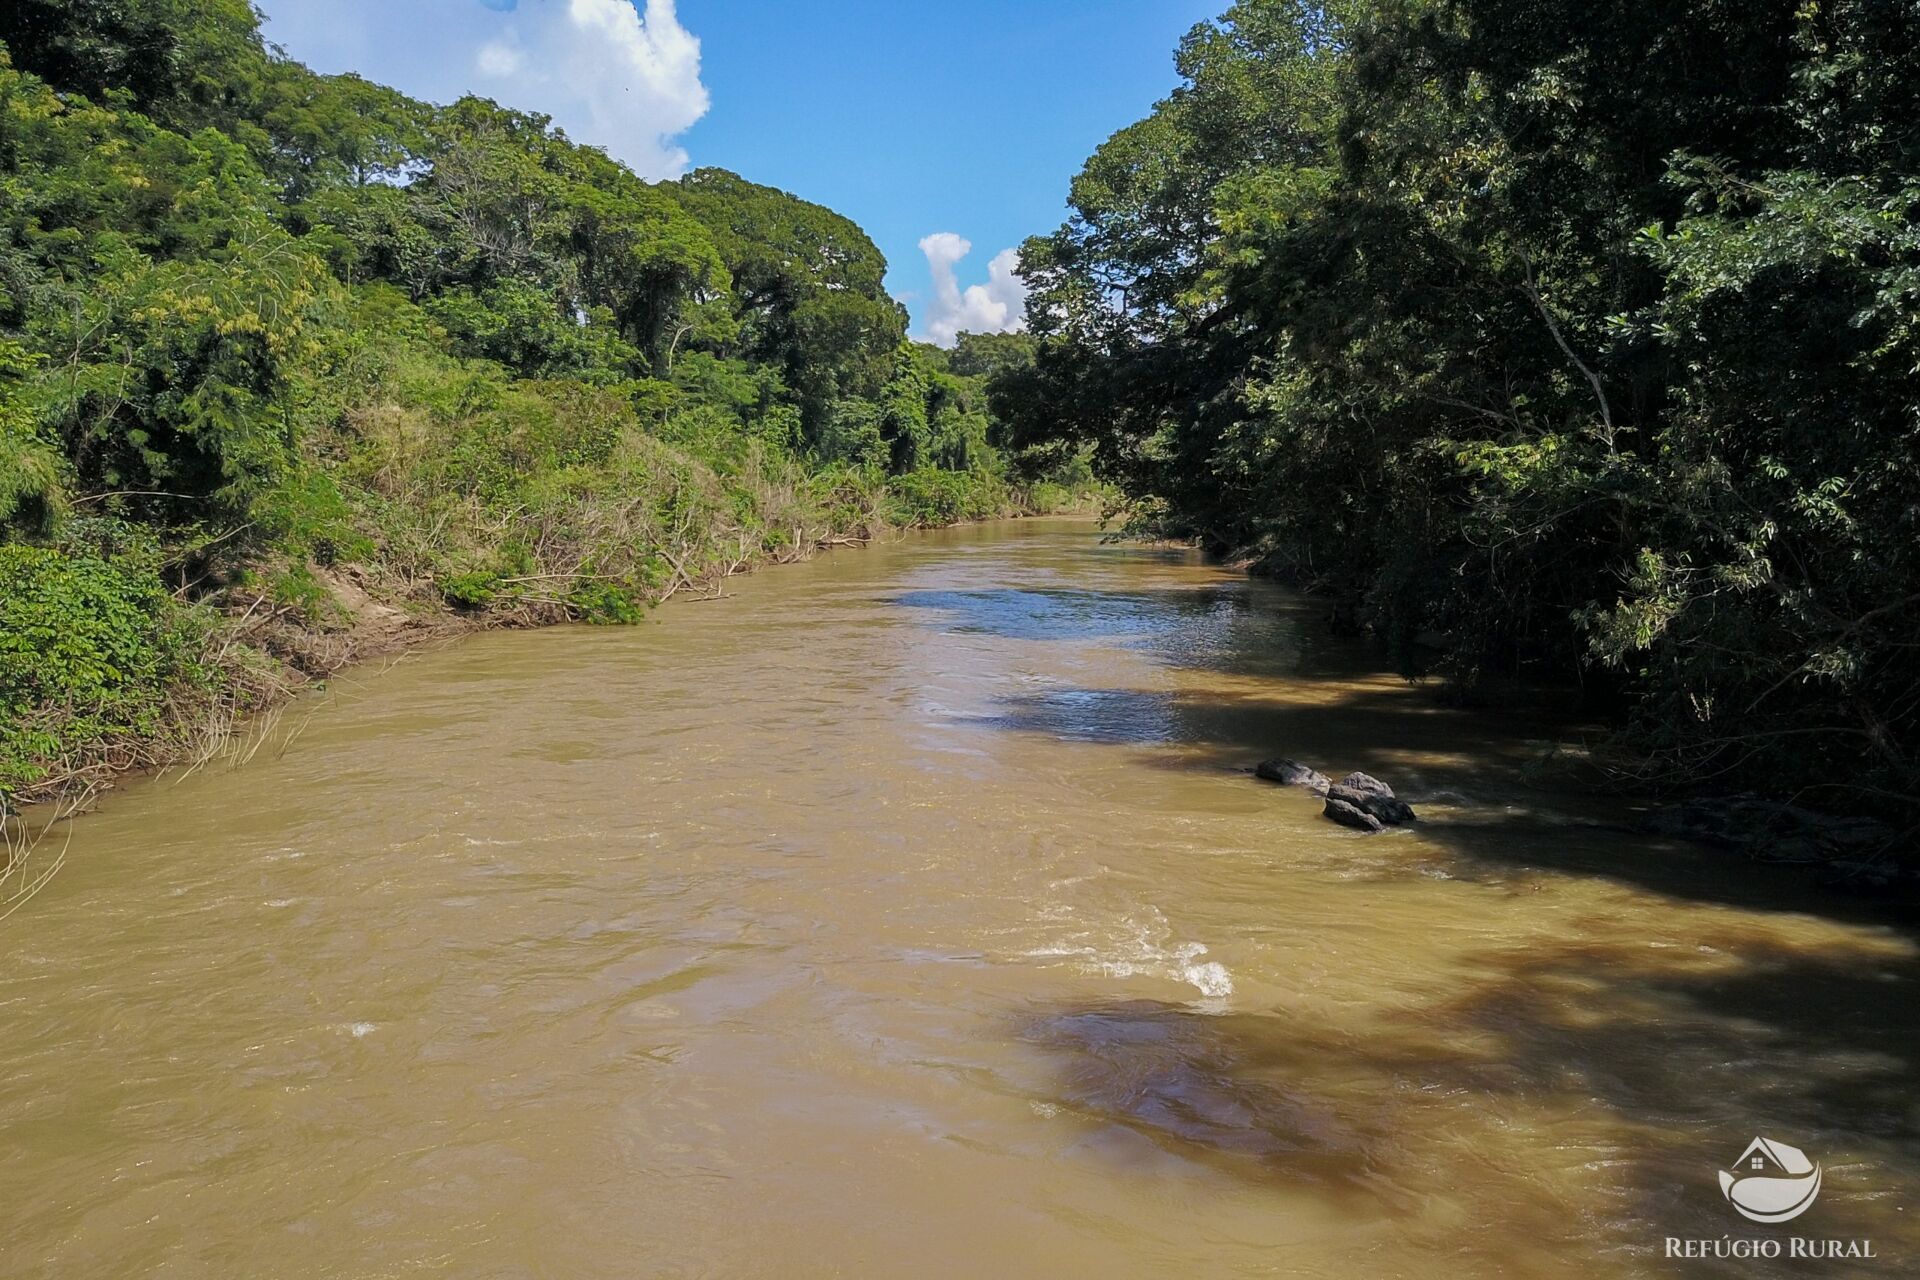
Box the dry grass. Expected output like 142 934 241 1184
0 782 100 922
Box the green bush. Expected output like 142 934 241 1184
569 580 647 624
440 569 500 611
884 468 1010 527
0 541 205 800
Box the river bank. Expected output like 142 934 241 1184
0 474 1094 832
1 6 1109 836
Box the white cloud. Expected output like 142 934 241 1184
258 0 708 180
917 233 1028 347
475 39 523 78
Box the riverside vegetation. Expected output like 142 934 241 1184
0 3 1087 813
1001 0 1920 851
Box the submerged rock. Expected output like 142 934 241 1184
1255 759 1331 794
1324 797 1385 832
1405 788 1473 807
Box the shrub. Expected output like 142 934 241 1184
440 569 500 611
0 541 206 800
569 580 646 624
884 468 1010 527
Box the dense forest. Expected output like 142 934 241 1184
1002 0 1920 836
0 1 1073 808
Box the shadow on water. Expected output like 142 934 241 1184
891 584 1369 682
893 585 1251 645
952 577 1920 1271
919 581 1917 926
969 682 1584 805
898 584 1593 790
1023 930 1920 1275
1017 1000 1400 1209
1409 811 1920 927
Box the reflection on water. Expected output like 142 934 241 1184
1 519 1915 1279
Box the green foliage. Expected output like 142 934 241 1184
46 231 330 524
0 536 203 799
0 2 1063 802
252 465 367 566
1019 0 1920 822
439 569 499 611
877 346 931 472
258 68 429 195
884 468 1013 527
0 338 63 535
949 331 1037 382
667 169 908 450
569 581 646 625
0 0 268 131
425 282 641 380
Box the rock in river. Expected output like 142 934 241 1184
1328 774 1417 827
1254 760 1417 831
1324 797 1386 832
1256 759 1331 794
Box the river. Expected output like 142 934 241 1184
2 519 1915 1278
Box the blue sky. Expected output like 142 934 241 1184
255 0 1217 342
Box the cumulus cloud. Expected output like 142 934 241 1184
258 0 708 179
917 233 1028 347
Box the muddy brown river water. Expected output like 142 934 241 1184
2 519 1916 1278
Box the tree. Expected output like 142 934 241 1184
0 338 61 536
668 168 907 452
0 0 268 130
1015 0 1920 822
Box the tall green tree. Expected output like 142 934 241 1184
1015 0 1920 822
668 169 907 453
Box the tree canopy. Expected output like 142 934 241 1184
1006 0 1920 827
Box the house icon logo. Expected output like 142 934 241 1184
1720 1137 1822 1223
